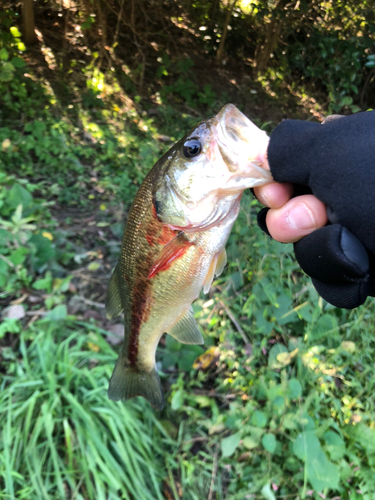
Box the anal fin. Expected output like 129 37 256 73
168 307 204 345
108 356 164 410
105 264 124 319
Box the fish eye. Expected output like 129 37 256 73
182 138 202 158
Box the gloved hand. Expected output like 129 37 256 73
256 111 375 309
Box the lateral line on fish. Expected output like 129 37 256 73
128 272 153 366
127 206 162 367
127 202 179 367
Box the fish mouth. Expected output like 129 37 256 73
212 104 273 185
216 104 252 146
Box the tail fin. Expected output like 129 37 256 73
108 359 164 410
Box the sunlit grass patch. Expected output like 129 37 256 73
0 323 171 500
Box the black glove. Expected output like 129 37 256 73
257 111 375 309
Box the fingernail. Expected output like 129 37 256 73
258 188 269 206
286 203 316 231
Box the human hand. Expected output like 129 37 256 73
253 160 328 243
252 112 375 309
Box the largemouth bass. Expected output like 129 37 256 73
106 104 272 409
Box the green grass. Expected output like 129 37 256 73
0 323 174 500
2 31 375 499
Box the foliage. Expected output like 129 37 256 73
172 0 375 112
0 178 56 295
0 323 170 499
167 203 375 498
1 2 375 499
155 56 218 109
286 29 371 113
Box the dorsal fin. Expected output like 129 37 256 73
168 307 204 345
105 264 124 319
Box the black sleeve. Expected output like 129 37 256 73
262 111 375 308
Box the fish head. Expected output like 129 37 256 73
154 104 273 231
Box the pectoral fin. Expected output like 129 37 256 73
105 264 124 319
215 248 227 277
148 233 194 279
202 249 227 294
168 307 204 345
203 256 216 294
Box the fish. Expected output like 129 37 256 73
105 104 273 410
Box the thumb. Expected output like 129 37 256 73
263 195 328 243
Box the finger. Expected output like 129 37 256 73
254 182 294 208
253 149 294 209
266 194 328 243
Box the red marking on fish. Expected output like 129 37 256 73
127 204 162 366
148 237 194 279
128 252 154 366
127 200 186 365
158 224 176 246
